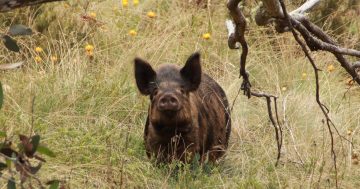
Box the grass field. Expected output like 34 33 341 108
0 0 360 188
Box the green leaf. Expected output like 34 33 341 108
2 35 20 52
47 180 59 189
0 82 3 109
37 145 55 158
9 25 33 36
7 178 16 189
0 162 7 171
31 135 40 154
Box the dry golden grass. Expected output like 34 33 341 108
0 0 359 188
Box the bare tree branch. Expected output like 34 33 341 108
0 62 24 70
0 0 64 12
278 0 339 187
227 0 250 98
256 0 320 25
290 0 320 15
262 0 283 17
253 0 360 85
290 17 360 85
227 0 283 166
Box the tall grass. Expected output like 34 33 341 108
0 0 359 188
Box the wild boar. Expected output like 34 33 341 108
134 52 231 163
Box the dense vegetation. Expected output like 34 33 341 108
0 0 359 188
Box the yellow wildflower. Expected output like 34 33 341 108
89 12 97 19
51 56 58 62
133 0 139 6
85 44 94 52
129 29 137 36
302 72 307 79
281 86 287 91
85 44 94 57
122 0 128 7
35 47 43 53
147 11 156 18
34 56 42 63
86 50 94 57
327 64 335 72
202 33 211 40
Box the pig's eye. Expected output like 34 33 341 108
180 86 185 94
150 89 158 101
152 89 159 96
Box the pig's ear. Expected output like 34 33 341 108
134 58 157 95
180 52 202 91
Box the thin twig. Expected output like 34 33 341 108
283 95 304 165
278 0 338 187
274 98 283 152
266 97 281 166
292 16 360 85
230 86 242 113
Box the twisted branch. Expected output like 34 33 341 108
278 0 338 187
289 17 360 85
256 0 360 85
227 0 250 98
227 0 283 166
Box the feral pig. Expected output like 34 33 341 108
134 53 231 164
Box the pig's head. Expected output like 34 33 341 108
134 53 201 127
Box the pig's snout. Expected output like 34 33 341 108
158 93 180 112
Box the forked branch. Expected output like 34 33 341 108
278 0 338 187
227 0 283 166
256 0 360 85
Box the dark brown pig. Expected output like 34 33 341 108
134 53 231 163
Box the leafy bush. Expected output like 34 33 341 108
1 62 60 189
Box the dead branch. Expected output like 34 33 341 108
290 0 320 15
255 0 320 26
278 0 338 187
227 0 251 98
255 0 360 85
289 17 360 85
266 96 282 166
0 62 24 70
251 91 283 166
227 0 283 166
0 0 64 12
